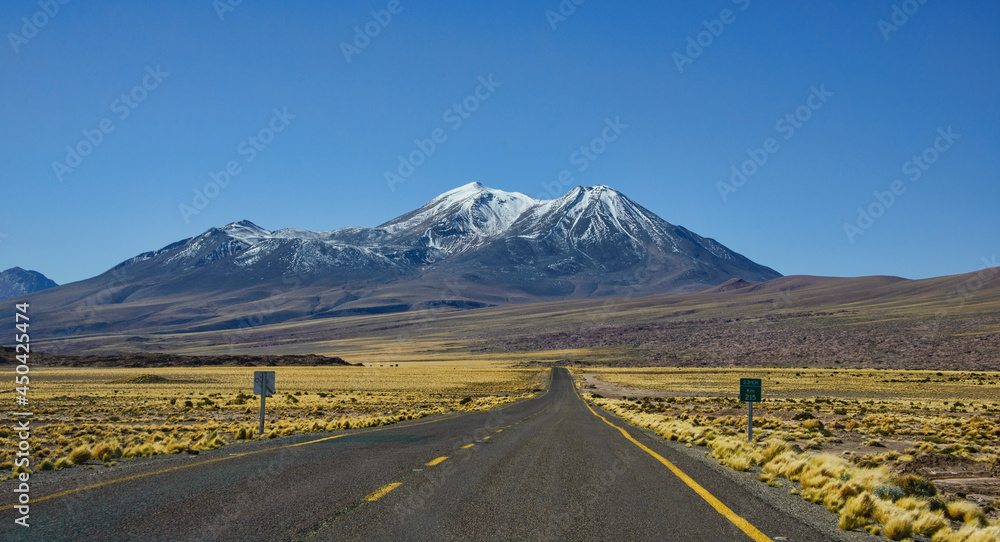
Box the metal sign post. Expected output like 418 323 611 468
254 371 276 436
739 378 762 443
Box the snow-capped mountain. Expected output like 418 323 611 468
0 267 58 300
6 184 780 336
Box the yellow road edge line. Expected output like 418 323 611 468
363 482 402 501
425 456 448 466
576 379 771 542
461 443 475 449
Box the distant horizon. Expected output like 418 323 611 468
2 1 997 285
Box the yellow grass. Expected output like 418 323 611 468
0 363 546 478
585 366 1000 406
588 392 999 541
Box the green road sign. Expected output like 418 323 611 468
740 378 761 402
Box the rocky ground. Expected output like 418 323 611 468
0 346 359 367
489 313 1000 371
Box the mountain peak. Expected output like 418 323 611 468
430 182 527 204
221 219 266 232
379 183 538 242
218 220 271 241
0 267 58 301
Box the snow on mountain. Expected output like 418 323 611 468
3 184 782 337
382 182 537 235
77 182 778 304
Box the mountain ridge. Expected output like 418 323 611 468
4 183 780 338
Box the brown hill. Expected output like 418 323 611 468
0 346 358 368
14 267 1000 372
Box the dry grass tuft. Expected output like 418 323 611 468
591 395 997 541
67 445 91 465
946 499 988 527
839 492 875 531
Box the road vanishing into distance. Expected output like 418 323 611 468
4 368 844 541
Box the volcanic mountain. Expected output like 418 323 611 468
0 267 57 300
8 183 780 337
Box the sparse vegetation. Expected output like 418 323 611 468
584 377 1000 542
0 363 545 480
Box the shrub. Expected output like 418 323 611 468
874 485 906 502
898 474 937 497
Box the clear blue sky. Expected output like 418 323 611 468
2 0 998 285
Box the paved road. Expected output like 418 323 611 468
4 368 838 541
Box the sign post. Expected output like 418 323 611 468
254 371 275 436
739 378 762 443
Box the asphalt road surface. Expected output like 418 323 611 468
4 368 844 541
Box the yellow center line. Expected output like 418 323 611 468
425 456 448 466
2 373 555 513
482 436 490 440
363 482 402 501
461 443 474 449
0 411 451 512
575 378 771 542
